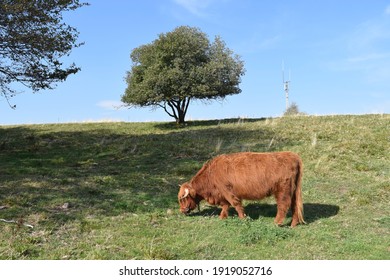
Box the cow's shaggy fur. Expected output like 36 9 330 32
178 151 305 227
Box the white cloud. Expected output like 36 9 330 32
235 35 282 54
96 100 126 110
385 5 390 15
326 8 390 86
349 19 390 53
328 51 390 85
347 52 390 63
173 0 215 17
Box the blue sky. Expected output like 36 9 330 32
1 0 390 125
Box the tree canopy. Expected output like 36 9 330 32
122 26 245 124
0 0 87 108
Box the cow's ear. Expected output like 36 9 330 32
189 188 196 198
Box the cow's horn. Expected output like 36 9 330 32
182 188 190 199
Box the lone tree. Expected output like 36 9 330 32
0 0 87 108
122 26 245 124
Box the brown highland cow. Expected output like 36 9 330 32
178 151 305 227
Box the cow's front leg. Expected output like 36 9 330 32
234 203 246 219
219 204 229 219
225 194 246 219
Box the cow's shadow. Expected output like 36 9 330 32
193 203 339 225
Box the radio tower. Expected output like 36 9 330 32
282 61 291 111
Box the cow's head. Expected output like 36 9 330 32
178 183 198 215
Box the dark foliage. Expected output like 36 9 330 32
0 0 87 107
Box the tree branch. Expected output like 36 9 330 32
167 100 179 120
0 0 85 106
158 101 177 120
183 97 191 116
0 218 34 229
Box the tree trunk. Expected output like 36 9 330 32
162 97 190 124
176 110 186 124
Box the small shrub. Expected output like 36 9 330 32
283 102 305 116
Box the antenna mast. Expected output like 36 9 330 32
282 61 291 111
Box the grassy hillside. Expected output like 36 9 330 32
0 114 389 259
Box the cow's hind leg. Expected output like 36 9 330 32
274 190 292 226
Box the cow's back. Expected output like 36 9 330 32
193 152 302 200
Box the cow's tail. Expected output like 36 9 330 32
292 157 306 226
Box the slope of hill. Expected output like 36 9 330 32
0 114 389 259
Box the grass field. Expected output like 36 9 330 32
0 114 389 259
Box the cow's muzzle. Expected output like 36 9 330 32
181 207 191 215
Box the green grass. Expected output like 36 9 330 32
0 114 389 259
